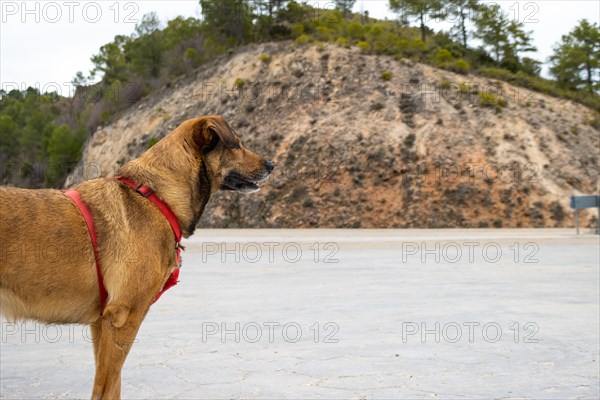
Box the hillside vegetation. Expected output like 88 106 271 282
1 1 598 189
1 1 599 228
64 42 599 228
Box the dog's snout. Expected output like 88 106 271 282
265 160 275 173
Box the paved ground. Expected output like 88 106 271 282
1 229 599 399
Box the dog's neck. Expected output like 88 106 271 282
192 158 212 233
118 149 212 238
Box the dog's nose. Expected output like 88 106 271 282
265 160 275 173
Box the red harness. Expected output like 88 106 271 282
63 178 182 315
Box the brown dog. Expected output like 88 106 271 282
0 116 273 399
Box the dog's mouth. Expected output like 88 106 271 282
221 172 266 193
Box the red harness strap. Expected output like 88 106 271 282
63 190 108 314
116 177 182 304
63 179 183 314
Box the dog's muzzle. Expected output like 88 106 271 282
221 161 274 193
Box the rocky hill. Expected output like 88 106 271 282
66 42 599 229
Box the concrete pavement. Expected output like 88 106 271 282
1 229 599 399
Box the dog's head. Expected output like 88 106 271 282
190 116 274 194
120 115 274 235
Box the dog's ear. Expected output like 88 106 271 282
193 116 240 152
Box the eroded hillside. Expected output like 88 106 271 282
66 42 599 228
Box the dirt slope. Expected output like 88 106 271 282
66 42 599 229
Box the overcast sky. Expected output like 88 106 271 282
1 0 598 96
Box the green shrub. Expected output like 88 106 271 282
381 70 392 81
336 37 348 47
348 21 366 41
435 48 452 65
440 79 451 90
368 24 384 38
295 34 310 45
234 78 245 90
452 59 470 74
478 67 518 83
371 32 406 55
478 66 598 110
373 40 386 54
315 26 333 41
291 23 304 38
357 41 371 53
459 83 471 93
406 38 426 56
396 39 409 53
203 37 226 58
479 92 497 107
184 48 197 59
479 92 507 110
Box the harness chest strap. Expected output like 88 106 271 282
116 177 183 303
63 189 108 313
63 179 183 315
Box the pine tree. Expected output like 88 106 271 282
473 3 508 63
335 0 356 18
199 0 253 44
549 19 600 93
521 57 542 77
254 1 289 38
90 35 130 83
46 124 85 186
0 115 19 159
473 3 536 69
389 0 442 43
443 0 480 49
126 13 165 79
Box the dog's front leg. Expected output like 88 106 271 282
91 320 121 399
91 320 102 366
90 303 145 400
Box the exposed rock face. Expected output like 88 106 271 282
66 42 599 229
